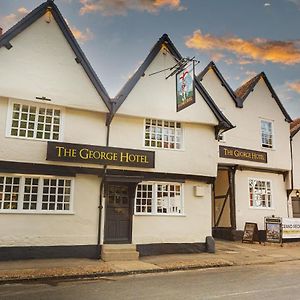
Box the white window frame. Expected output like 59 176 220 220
260 119 274 149
6 99 64 142
134 181 184 216
0 173 74 214
248 177 273 209
143 118 184 151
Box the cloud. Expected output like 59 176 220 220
288 0 300 9
0 7 29 31
264 3 271 7
64 18 94 43
70 26 94 43
185 29 300 65
79 0 185 16
288 81 300 94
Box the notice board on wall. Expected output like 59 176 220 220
242 222 260 243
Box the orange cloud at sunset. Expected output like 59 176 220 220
79 0 184 16
185 30 300 65
288 81 300 94
70 26 94 43
0 7 29 31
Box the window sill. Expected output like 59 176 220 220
134 213 186 217
5 135 62 143
0 210 74 215
249 207 274 210
143 146 185 152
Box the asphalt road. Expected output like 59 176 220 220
0 260 300 300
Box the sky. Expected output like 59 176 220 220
0 0 299 119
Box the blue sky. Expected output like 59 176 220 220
1 0 300 118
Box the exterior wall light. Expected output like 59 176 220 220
296 190 300 198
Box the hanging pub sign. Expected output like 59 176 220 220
265 216 282 244
46 142 155 168
176 62 195 112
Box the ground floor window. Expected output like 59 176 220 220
0 174 73 213
135 182 183 215
249 178 272 208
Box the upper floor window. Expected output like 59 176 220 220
261 120 273 149
144 119 183 150
8 102 62 141
0 174 73 213
249 178 272 208
135 182 183 215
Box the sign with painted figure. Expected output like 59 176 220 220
176 62 195 112
47 142 155 168
282 218 300 239
265 217 282 243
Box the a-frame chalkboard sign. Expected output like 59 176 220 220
242 222 260 243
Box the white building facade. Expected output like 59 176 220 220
199 62 292 240
0 1 233 259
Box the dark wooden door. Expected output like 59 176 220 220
104 184 132 243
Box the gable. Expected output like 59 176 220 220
117 47 219 125
200 68 237 113
244 78 288 122
0 6 109 113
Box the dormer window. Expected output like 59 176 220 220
261 120 274 149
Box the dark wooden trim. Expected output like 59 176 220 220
229 167 237 229
0 245 101 261
137 242 207 256
236 165 288 175
106 169 215 184
0 161 215 183
0 160 104 176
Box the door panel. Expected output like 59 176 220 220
104 184 131 243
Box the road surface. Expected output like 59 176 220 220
0 260 299 299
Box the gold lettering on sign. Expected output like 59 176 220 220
56 146 77 158
220 146 267 163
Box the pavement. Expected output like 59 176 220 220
0 240 300 284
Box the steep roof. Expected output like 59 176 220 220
0 0 111 110
291 118 300 137
112 34 233 130
198 61 243 107
234 72 292 122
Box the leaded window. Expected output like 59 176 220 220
135 182 183 215
9 102 61 141
261 120 273 149
144 119 183 149
249 178 272 208
0 175 73 213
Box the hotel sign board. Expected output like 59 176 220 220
219 146 267 163
47 142 155 168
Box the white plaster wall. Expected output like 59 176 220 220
109 114 218 177
235 170 288 230
117 48 218 126
202 72 291 171
0 97 107 168
0 174 100 246
292 132 300 189
0 14 108 112
132 181 212 244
